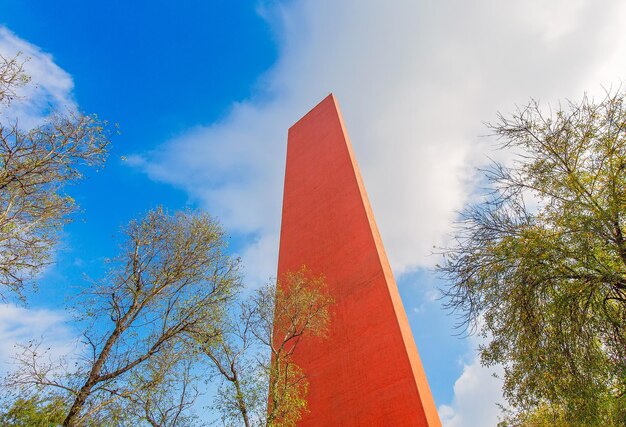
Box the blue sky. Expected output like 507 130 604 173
0 0 275 260
2 1 626 426
0 1 277 302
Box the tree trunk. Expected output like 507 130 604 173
63 380 96 427
63 309 131 426
234 375 251 427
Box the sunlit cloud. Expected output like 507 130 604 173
131 0 626 279
129 0 626 420
0 304 77 374
0 25 76 129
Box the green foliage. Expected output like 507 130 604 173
499 400 624 427
0 396 66 426
0 53 110 300
441 91 626 425
6 208 240 426
200 267 333 427
0 51 332 427
265 268 333 427
0 53 30 107
123 345 201 427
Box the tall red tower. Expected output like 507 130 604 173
277 94 441 426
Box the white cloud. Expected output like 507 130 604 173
0 29 78 350
0 304 77 374
0 25 76 128
128 2 626 420
130 0 626 284
438 353 506 427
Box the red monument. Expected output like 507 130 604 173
276 94 441 426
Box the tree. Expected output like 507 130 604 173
264 270 333 427
6 208 240 426
122 345 201 427
0 395 66 427
440 91 626 426
200 296 264 427
0 53 109 300
0 53 30 107
199 268 333 427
